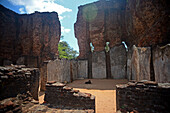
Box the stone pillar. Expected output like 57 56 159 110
88 52 93 79
105 51 111 79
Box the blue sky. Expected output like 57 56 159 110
0 0 98 53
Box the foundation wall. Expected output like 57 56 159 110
45 82 95 111
0 65 40 100
116 81 170 112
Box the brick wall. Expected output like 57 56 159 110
44 81 95 111
116 81 170 112
0 65 40 100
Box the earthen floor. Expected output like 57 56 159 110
39 79 128 113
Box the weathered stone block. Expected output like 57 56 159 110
70 60 78 81
92 51 106 78
131 45 151 81
77 60 88 79
153 44 170 83
110 45 126 79
47 59 70 83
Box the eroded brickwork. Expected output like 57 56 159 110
116 81 170 112
0 65 39 100
75 0 169 59
45 82 95 111
0 5 61 67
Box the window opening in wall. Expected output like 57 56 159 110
90 42 94 52
122 41 128 51
105 42 110 52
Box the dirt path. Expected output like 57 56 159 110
68 79 128 113
39 91 45 104
74 89 116 113
39 79 128 113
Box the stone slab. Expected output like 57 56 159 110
153 44 170 83
92 51 106 79
131 46 151 81
47 59 70 82
77 60 88 79
110 45 126 79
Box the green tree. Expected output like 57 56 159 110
58 41 78 59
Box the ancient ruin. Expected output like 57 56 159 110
0 0 170 112
74 0 170 80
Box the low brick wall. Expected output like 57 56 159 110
116 81 170 112
44 81 95 111
0 65 40 100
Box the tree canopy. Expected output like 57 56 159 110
58 41 78 59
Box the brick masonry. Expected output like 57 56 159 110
116 81 170 113
44 81 95 111
0 65 40 100
0 90 94 113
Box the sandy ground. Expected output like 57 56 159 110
68 79 128 113
39 79 128 113
39 91 45 104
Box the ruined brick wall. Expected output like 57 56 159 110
125 0 170 47
45 82 95 111
0 5 61 67
116 81 170 112
74 0 169 80
75 0 169 59
0 65 40 100
74 0 126 59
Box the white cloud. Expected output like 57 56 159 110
8 0 72 20
61 26 71 34
19 8 25 14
